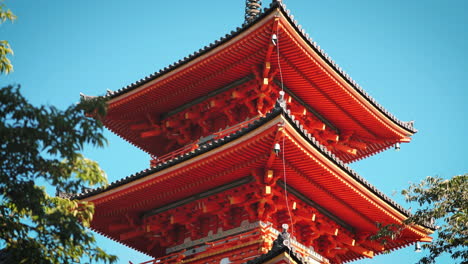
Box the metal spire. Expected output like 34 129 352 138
244 0 262 23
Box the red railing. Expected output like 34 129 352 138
212 116 261 140
150 142 199 167
132 229 261 264
150 116 262 167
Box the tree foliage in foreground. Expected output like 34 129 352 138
374 175 467 264
0 0 16 74
0 85 117 263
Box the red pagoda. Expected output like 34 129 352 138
75 1 433 263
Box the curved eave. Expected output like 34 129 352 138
283 112 410 219
104 9 277 107
103 2 415 138
74 108 432 260
75 107 431 234
74 108 283 202
275 3 416 135
280 112 432 237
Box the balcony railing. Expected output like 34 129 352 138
150 116 261 167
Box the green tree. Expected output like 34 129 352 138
374 175 467 264
0 0 16 74
0 85 117 263
1 2 117 263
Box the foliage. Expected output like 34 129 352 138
373 175 468 264
0 0 16 74
0 85 117 263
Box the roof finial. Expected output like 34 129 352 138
245 0 262 23
271 0 283 6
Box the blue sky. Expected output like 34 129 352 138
1 0 467 263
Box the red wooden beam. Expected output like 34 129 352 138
334 143 357 155
120 229 145 241
108 223 130 232
140 129 162 138
349 245 374 258
335 232 355 246
130 123 151 130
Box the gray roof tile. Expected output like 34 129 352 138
101 2 415 133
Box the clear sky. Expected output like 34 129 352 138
1 0 467 263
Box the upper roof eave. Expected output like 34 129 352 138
101 1 416 134
103 5 280 103
274 2 417 134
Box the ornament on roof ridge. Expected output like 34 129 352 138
245 0 262 23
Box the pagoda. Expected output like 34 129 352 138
75 1 434 263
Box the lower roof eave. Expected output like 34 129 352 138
74 107 433 235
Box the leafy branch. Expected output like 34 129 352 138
0 85 117 263
372 175 467 264
0 0 16 74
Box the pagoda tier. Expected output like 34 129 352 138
76 107 431 263
74 2 434 263
99 2 416 163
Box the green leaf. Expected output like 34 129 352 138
1 85 116 263
374 174 468 264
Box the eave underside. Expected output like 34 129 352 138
77 112 429 262
98 6 414 163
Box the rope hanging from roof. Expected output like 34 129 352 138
245 0 262 23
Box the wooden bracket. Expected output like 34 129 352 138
170 211 189 225
140 127 162 138
321 130 340 142
120 229 145 241
336 232 356 247
264 170 277 185
202 201 223 214
347 138 368 150
334 143 358 155
349 245 374 258
400 137 412 143
107 223 130 232
262 61 271 79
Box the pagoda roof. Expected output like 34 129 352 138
75 106 409 218
97 1 416 163
74 106 432 256
103 1 414 134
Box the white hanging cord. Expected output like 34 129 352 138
274 26 295 240
282 132 295 238
274 29 284 93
